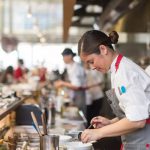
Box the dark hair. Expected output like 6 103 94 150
6 66 14 74
18 59 24 65
62 48 76 57
78 30 119 55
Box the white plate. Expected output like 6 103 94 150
66 141 92 150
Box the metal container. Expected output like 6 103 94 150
40 134 59 150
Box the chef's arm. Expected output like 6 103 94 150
54 80 81 90
86 82 104 89
110 117 119 124
97 117 146 138
60 81 81 90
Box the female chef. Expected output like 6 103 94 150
78 30 150 150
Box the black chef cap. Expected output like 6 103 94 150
62 48 76 57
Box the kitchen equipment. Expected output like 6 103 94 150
59 135 72 145
66 130 82 139
30 112 42 136
40 134 59 150
66 141 92 150
41 113 47 135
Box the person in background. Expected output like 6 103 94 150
84 63 105 126
39 67 47 82
1 66 14 84
14 59 26 83
38 61 47 82
54 48 86 115
78 30 150 150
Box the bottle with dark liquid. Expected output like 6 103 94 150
48 91 56 128
50 101 56 127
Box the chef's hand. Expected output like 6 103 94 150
81 129 101 143
91 116 111 128
54 80 64 88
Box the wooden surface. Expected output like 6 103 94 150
0 98 25 120
63 0 76 42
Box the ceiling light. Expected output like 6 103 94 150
27 6 32 18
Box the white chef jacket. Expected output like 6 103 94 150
85 69 104 105
66 62 86 87
111 56 150 121
65 61 86 100
145 65 150 77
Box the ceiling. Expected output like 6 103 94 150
0 0 149 44
63 0 149 43
0 0 63 43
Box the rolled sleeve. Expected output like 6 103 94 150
125 105 149 121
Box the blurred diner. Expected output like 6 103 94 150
14 59 27 83
0 66 14 85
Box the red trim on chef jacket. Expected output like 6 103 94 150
115 54 123 72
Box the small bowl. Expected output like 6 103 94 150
59 135 72 145
66 141 92 150
67 130 82 139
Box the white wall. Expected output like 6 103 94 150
0 43 79 72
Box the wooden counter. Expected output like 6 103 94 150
0 98 25 120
